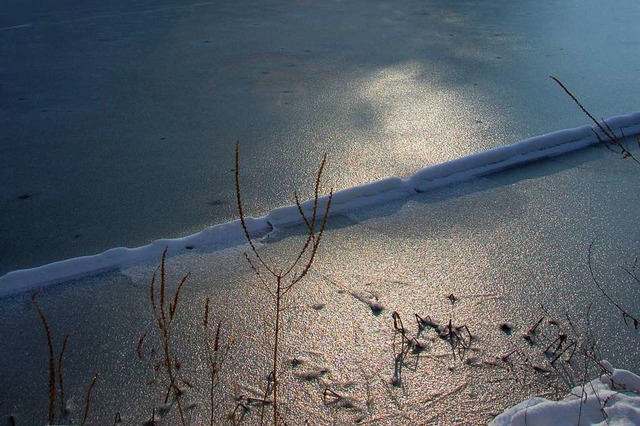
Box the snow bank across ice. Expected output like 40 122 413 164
1 111 640 296
491 361 640 426
0 217 271 298
408 112 640 191
267 177 416 227
271 111 640 225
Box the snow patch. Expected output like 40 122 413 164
491 361 640 426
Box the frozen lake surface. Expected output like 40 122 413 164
2 1 640 422
1 0 640 274
3 142 640 424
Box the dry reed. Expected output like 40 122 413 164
143 247 190 425
31 291 98 424
235 141 333 425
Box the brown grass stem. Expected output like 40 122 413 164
31 291 57 425
58 334 69 419
235 142 277 277
203 297 226 426
588 240 640 329
146 247 190 425
82 373 99 425
235 142 333 424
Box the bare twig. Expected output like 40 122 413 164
32 291 57 425
58 334 69 419
550 76 640 165
235 142 333 425
588 240 640 329
81 373 99 425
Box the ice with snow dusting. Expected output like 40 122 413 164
491 361 640 426
1 111 640 297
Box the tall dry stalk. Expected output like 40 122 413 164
31 292 57 425
145 247 190 425
550 76 640 165
82 373 99 425
235 141 333 425
32 291 98 424
203 297 232 426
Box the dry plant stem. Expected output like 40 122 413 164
58 334 69 419
203 297 224 426
82 373 99 425
235 142 333 425
149 248 190 425
32 292 99 424
550 76 615 143
31 291 57 425
209 330 218 426
550 76 640 165
205 300 216 426
588 241 640 328
234 143 276 278
271 278 283 424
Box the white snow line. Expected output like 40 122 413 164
1 111 640 297
0 217 272 298
407 112 640 192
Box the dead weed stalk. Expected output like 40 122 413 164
235 141 333 425
139 247 190 425
31 291 99 425
550 76 640 165
203 297 233 426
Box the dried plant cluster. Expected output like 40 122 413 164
136 248 232 425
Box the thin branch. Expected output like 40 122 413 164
244 253 276 298
294 191 313 232
284 189 333 294
160 248 168 333
550 76 640 165
58 334 69 418
588 240 640 328
622 266 640 286
550 76 616 144
281 155 330 279
32 291 56 425
169 272 190 321
281 198 316 280
150 270 158 321
235 141 277 276
81 373 99 425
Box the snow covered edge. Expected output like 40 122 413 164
491 361 640 425
1 111 640 297
0 218 271 298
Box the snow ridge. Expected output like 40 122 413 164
1 111 640 297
